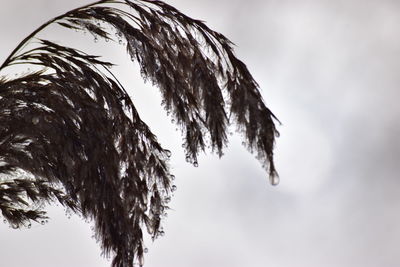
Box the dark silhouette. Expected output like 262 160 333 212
0 1 279 266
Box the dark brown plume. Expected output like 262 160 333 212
0 1 279 266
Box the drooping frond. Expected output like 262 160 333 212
0 1 279 266
0 175 78 227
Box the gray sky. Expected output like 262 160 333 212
1 0 400 266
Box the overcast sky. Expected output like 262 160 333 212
1 0 400 267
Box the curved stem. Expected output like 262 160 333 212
0 0 113 72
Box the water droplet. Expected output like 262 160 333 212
144 248 149 253
269 175 280 186
105 38 110 42
171 118 175 123
171 185 177 192
165 150 171 158
139 255 144 266
118 39 123 45
193 161 198 167
165 196 171 203
12 224 19 229
3 219 7 224
94 37 98 43
170 175 175 181
27 223 32 229
32 117 40 125
44 115 52 122
159 231 165 236
147 227 154 235
185 155 191 162
142 192 148 205
40 220 45 225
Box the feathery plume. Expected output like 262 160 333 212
0 1 279 266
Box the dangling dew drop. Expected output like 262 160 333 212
144 248 149 253
138 256 144 266
171 185 177 192
65 207 73 219
147 227 154 235
193 161 199 167
269 175 280 186
32 117 40 125
87 9 96 15
185 155 191 162
94 37 98 43
44 115 52 123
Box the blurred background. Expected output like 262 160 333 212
1 0 400 266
